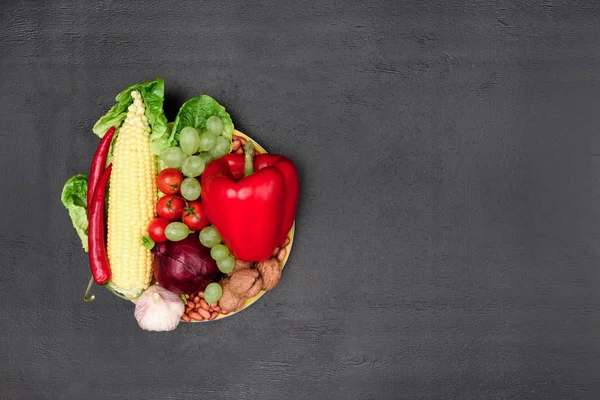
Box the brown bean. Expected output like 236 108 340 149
198 308 211 319
272 246 280 257
282 237 290 247
277 247 287 262
188 311 204 321
200 299 209 310
235 148 244 155
238 136 247 145
182 314 191 323
231 140 241 152
193 296 201 304
186 300 195 308
185 306 191 313
212 305 222 313
210 311 219 320
198 291 204 298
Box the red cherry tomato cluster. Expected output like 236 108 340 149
148 168 209 243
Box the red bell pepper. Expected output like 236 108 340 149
201 142 299 262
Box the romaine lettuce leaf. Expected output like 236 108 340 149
170 95 234 144
61 174 89 251
92 78 170 154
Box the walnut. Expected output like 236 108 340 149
257 258 282 291
219 290 244 313
230 259 254 275
228 268 260 297
245 277 263 298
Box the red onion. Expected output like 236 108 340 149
152 235 221 294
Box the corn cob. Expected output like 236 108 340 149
106 90 157 297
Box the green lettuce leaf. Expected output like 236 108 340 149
92 78 170 154
170 95 234 144
61 174 89 252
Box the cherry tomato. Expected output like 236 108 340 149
181 201 209 231
148 217 170 242
157 168 184 195
156 195 186 221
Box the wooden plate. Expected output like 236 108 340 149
122 127 294 321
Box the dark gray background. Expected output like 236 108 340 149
1 0 599 399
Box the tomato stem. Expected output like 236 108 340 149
244 141 254 178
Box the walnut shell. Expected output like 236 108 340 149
228 268 260 297
218 288 244 313
245 277 263 298
230 259 254 275
257 258 281 291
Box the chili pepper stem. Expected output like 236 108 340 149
244 141 254 177
83 276 96 302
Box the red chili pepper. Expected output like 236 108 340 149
87 164 112 284
201 142 299 262
87 126 115 209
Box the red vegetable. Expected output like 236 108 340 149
156 195 186 221
148 217 170 243
157 168 184 195
87 164 112 285
87 126 115 209
201 143 299 261
181 201 209 231
152 235 221 294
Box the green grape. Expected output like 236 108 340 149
206 116 224 136
180 126 201 155
210 244 230 261
210 136 231 159
217 255 235 274
161 147 186 169
180 177 201 201
165 222 189 241
204 282 223 304
198 131 217 152
198 152 214 166
181 155 205 177
199 226 222 248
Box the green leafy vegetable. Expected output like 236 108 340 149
170 95 234 145
92 78 170 155
61 174 89 251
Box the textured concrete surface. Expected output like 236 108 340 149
2 1 600 399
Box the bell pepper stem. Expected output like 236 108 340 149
244 141 254 177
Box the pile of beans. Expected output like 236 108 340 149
181 291 228 322
231 135 256 156
272 237 290 262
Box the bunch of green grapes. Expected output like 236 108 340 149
199 226 236 274
158 116 231 201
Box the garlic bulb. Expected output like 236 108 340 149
134 284 185 331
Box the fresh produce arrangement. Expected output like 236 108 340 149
61 78 299 331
